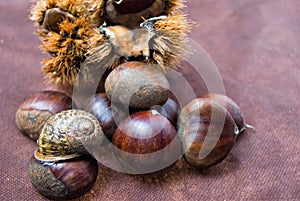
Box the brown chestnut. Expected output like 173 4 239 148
150 95 179 127
105 61 169 109
96 68 113 93
202 93 254 133
130 93 180 127
112 110 182 173
42 8 75 33
105 0 165 28
15 91 73 140
28 155 98 200
178 98 239 169
113 0 155 14
84 93 117 142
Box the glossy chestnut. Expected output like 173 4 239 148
203 93 254 133
28 155 98 200
84 93 117 142
42 8 75 33
130 93 179 127
105 0 165 28
113 0 155 14
96 68 113 93
112 110 182 173
15 91 73 140
178 98 239 169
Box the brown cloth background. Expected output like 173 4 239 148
0 0 299 200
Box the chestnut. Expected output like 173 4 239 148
105 0 165 28
203 93 254 133
96 68 113 93
178 98 239 169
15 91 73 140
150 95 179 127
42 8 75 33
113 0 155 14
105 61 169 109
28 155 98 200
129 93 180 127
112 110 182 173
84 93 117 142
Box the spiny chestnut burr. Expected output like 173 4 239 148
112 110 182 173
84 93 117 142
28 155 98 200
178 98 239 169
15 91 73 140
202 94 254 133
105 61 170 109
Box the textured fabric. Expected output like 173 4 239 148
0 0 299 200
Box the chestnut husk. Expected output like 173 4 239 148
112 110 182 173
84 93 117 142
28 155 98 200
202 93 254 133
15 91 73 140
105 61 170 109
178 98 239 169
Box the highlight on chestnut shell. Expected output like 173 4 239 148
112 110 182 174
178 98 239 169
129 92 180 127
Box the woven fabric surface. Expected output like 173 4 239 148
0 0 299 200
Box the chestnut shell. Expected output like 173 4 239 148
105 61 169 109
15 91 73 140
28 155 98 200
112 110 182 173
84 93 117 142
113 0 155 14
202 93 254 133
105 0 165 28
130 93 180 127
178 98 238 169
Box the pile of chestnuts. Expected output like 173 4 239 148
16 0 254 200
16 60 253 200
